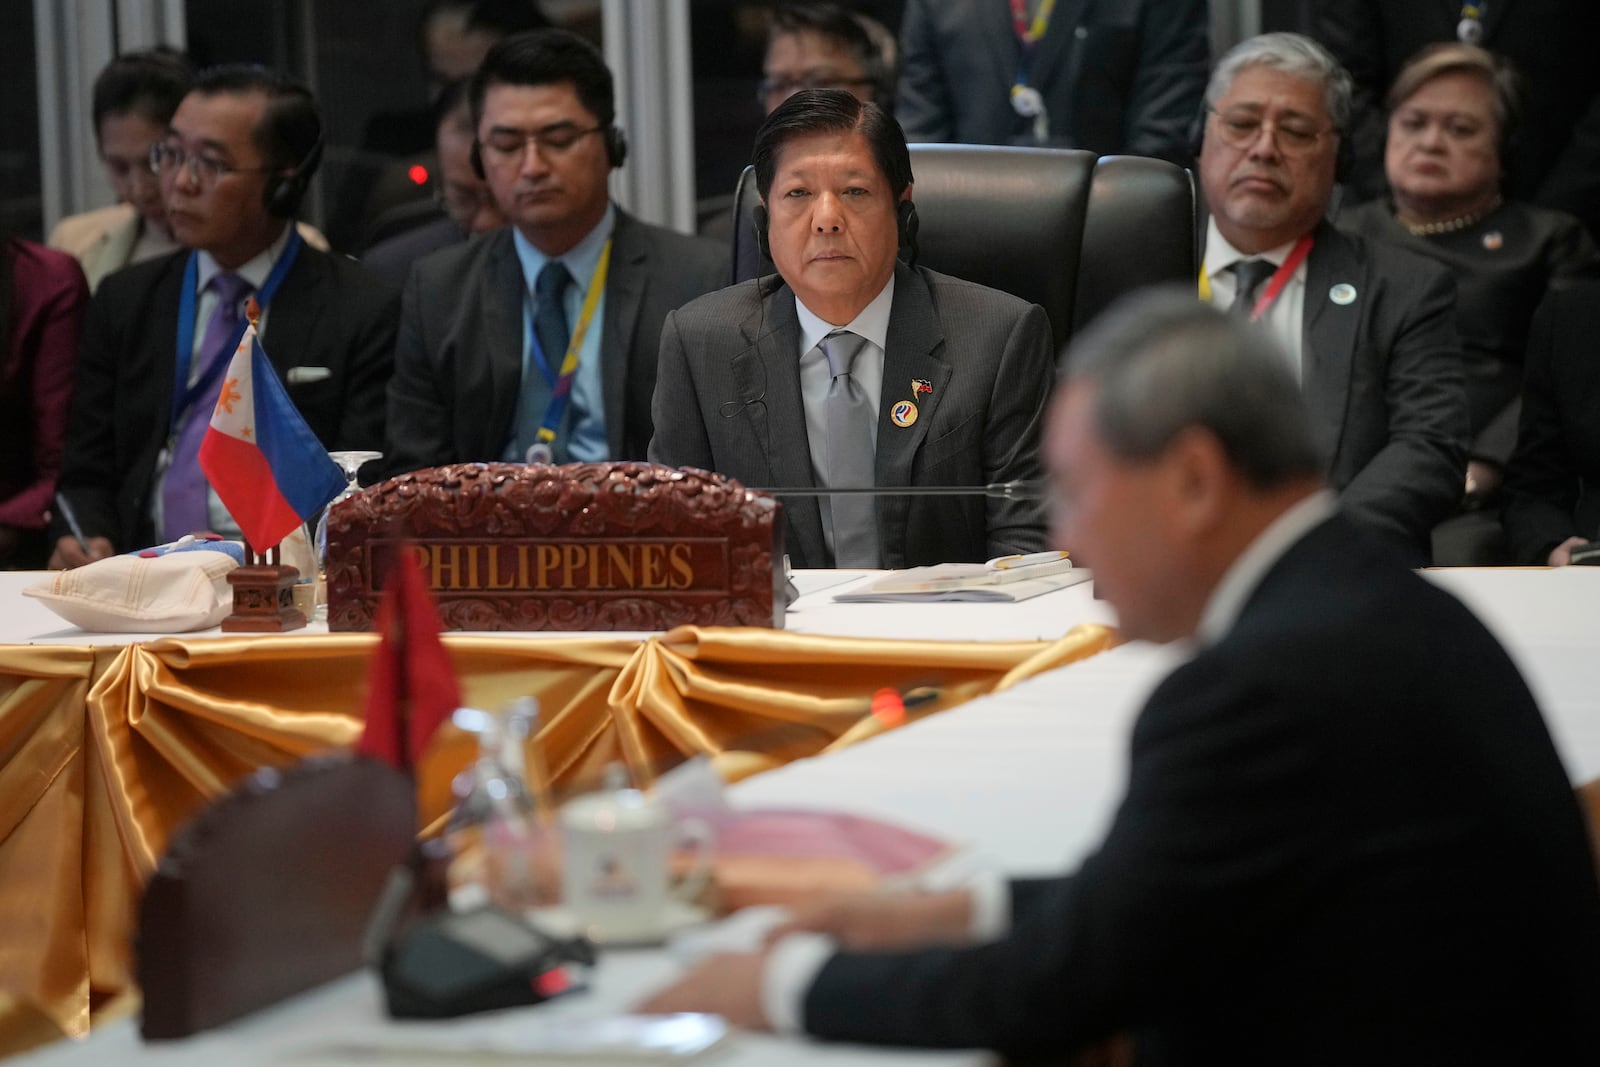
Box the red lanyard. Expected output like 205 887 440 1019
1247 234 1314 322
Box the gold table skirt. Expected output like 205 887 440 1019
0 622 1114 1052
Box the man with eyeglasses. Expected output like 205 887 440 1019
760 4 895 114
384 29 727 477
362 79 508 287
49 65 398 567
1197 33 1467 565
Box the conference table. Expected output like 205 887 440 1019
10 566 1600 1065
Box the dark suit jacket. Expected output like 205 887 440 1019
384 210 727 477
1313 0 1600 240
361 216 468 289
1291 222 1467 562
804 516 1600 1063
648 262 1052 569
53 242 398 551
895 0 1208 164
1503 280 1600 563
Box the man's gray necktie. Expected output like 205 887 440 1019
1229 258 1277 319
820 329 880 568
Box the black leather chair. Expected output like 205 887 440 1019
730 144 1196 349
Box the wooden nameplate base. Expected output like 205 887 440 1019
325 461 785 632
222 545 306 632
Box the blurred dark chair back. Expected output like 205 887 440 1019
137 753 415 1039
731 145 1195 347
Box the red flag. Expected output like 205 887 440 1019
357 547 460 771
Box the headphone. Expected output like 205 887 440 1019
469 124 628 180
263 137 324 218
750 197 921 268
1187 104 1353 184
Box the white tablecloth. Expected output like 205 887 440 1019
15 566 1600 1065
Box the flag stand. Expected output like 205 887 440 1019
222 542 307 632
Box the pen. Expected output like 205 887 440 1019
53 492 91 556
987 550 1070 570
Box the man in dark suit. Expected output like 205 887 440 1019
1503 279 1600 565
895 0 1208 163
49 66 397 565
648 89 1052 569
1197 33 1466 563
1311 0 1600 241
641 292 1600 1062
362 79 507 287
383 30 726 477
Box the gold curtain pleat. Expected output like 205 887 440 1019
0 621 1115 1052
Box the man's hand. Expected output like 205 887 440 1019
48 535 114 570
1548 535 1590 567
767 888 975 951
635 952 771 1030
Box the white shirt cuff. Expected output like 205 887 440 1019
966 870 1011 941
761 932 837 1035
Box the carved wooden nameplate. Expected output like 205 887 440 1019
325 462 785 632
222 565 306 632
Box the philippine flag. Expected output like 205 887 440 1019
198 322 346 556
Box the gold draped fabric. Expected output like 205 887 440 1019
0 622 1114 1052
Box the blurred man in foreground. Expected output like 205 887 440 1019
642 292 1600 1063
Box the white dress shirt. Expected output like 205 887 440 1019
761 488 1339 1034
794 275 894 560
1202 216 1307 380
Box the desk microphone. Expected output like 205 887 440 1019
749 480 1047 499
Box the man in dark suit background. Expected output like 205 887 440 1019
1197 32 1467 564
648 89 1052 569
361 78 507 287
50 66 397 565
641 292 1600 1063
895 0 1208 164
383 30 727 478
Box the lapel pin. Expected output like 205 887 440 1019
890 400 918 427
1482 231 1503 251
1329 283 1357 306
912 378 933 398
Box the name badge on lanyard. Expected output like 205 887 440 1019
1008 0 1057 143
523 239 612 464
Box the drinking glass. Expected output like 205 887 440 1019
313 450 382 621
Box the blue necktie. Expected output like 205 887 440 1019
510 261 573 461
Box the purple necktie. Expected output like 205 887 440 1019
162 271 252 542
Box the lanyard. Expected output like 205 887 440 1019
170 227 303 437
526 239 611 449
1197 233 1314 322
1009 0 1057 90
1010 0 1056 44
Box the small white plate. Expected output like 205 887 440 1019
529 899 712 947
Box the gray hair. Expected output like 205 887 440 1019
1205 32 1353 132
1062 288 1326 490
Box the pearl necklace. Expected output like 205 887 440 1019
1398 194 1503 237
